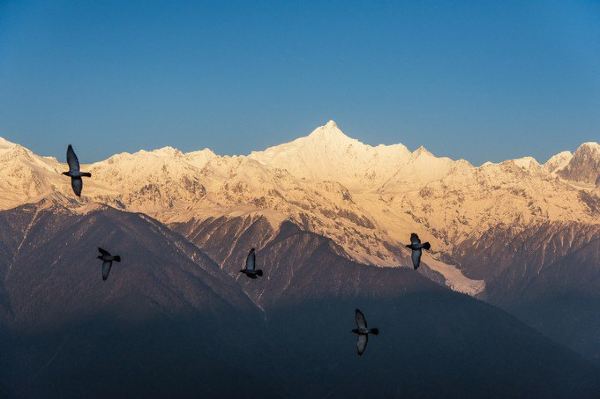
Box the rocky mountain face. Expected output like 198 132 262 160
172 216 436 309
557 142 600 186
452 222 600 298
1 198 599 398
451 221 600 364
517 233 600 363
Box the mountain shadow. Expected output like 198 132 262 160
175 215 600 398
0 199 276 398
453 222 600 365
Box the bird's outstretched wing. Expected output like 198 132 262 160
412 249 422 270
71 177 83 197
245 249 256 272
355 309 367 329
102 261 112 281
410 233 421 246
356 334 368 356
66 145 80 172
98 247 110 256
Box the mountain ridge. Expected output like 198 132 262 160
1 200 599 397
0 122 598 291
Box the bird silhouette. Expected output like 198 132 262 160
62 145 91 197
240 248 263 279
97 247 121 281
352 308 379 356
406 233 431 270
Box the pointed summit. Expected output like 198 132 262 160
307 120 353 143
249 121 413 189
544 151 572 174
413 145 433 157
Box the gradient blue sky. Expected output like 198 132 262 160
0 0 598 165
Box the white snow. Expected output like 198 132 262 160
0 137 18 150
544 151 573 174
512 156 540 170
422 254 485 296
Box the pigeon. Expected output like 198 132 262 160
406 233 431 270
240 248 263 279
351 308 379 356
97 247 121 281
62 145 91 197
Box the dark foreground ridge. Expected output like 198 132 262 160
0 200 598 398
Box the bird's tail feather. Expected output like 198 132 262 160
422 242 431 250
81 172 92 177
256 269 263 277
113 256 121 262
370 328 379 335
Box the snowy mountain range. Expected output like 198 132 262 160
1 121 598 296
1 121 600 391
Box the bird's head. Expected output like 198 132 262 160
62 171 70 176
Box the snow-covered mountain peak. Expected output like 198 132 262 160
544 151 573 174
186 148 216 158
325 119 338 128
511 156 540 170
0 137 37 160
0 136 18 150
249 121 414 188
185 148 217 169
145 146 183 157
305 119 356 144
574 141 600 157
578 142 600 151
413 145 433 158
557 141 600 186
99 146 185 165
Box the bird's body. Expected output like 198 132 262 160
240 248 263 279
352 309 379 356
62 145 91 197
97 247 121 281
406 233 431 270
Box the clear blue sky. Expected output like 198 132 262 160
0 0 598 165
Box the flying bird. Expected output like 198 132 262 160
97 247 121 281
240 248 263 279
406 233 431 270
351 308 379 356
62 145 91 197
